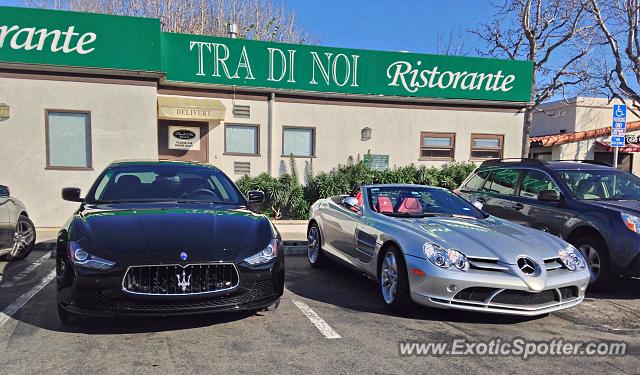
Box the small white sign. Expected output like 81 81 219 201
169 126 200 150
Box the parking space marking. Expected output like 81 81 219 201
292 300 342 339
0 269 55 328
1 253 52 288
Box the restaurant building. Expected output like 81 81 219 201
530 97 640 175
0 6 534 227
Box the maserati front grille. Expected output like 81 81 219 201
122 263 239 295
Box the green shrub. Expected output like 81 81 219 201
237 160 476 220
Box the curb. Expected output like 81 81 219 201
284 241 307 256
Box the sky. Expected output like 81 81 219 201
0 0 494 56
281 0 492 55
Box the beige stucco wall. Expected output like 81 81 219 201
272 102 524 180
0 77 158 227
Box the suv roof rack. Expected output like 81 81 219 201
479 158 548 168
550 159 613 167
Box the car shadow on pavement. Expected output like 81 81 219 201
585 277 640 300
0 240 56 288
285 256 541 325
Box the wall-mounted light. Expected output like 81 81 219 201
0 103 9 122
361 127 372 141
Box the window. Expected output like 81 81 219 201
462 170 491 192
283 127 315 157
471 134 504 160
225 124 259 155
519 170 561 199
46 111 91 169
420 132 455 160
483 168 519 195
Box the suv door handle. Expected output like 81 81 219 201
512 203 524 210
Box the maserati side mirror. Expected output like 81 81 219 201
62 187 84 202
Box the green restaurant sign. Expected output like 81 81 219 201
0 6 160 72
0 6 533 102
162 33 533 102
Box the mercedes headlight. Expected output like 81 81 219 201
244 239 279 266
621 212 640 234
69 241 115 270
423 243 469 271
558 244 586 271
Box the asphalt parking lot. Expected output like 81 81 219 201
0 237 639 374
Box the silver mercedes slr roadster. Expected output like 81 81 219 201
307 184 591 316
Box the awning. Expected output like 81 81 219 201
595 140 640 152
158 95 226 121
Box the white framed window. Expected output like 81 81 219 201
45 110 92 169
225 124 259 155
282 127 315 157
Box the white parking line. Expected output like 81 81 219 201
292 300 342 339
0 269 56 328
1 253 52 288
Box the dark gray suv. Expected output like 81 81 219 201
458 159 640 290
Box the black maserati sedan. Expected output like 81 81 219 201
56 160 284 323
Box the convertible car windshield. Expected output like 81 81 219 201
367 186 486 219
87 163 243 204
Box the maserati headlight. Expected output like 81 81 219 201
244 239 279 266
423 243 469 271
621 212 640 234
68 241 115 270
558 244 586 271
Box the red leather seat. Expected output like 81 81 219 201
397 197 422 213
355 191 363 206
377 196 393 213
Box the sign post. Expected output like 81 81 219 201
611 104 627 168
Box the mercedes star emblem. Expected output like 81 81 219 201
517 256 537 275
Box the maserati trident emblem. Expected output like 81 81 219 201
179 251 188 261
176 270 192 292
517 256 537 275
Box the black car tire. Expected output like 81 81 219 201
574 235 618 291
307 224 329 268
379 246 414 313
3 215 36 261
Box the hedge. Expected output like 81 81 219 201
235 157 476 220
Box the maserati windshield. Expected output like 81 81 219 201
367 186 486 219
558 170 640 201
87 164 243 205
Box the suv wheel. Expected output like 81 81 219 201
574 235 617 291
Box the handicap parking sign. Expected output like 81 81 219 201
613 104 627 123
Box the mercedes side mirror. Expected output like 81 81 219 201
537 190 560 202
62 187 84 202
0 185 9 197
343 196 360 211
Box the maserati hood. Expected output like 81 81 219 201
405 216 566 264
70 204 273 264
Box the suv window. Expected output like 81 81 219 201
519 170 561 199
483 168 519 195
463 170 490 191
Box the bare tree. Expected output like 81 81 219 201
24 0 316 44
472 0 594 157
588 0 640 114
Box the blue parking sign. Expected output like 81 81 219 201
613 104 627 120
611 136 626 147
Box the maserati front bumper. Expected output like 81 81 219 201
57 259 285 317
405 255 591 316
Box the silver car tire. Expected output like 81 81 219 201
3 215 36 261
379 246 413 312
307 224 328 268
